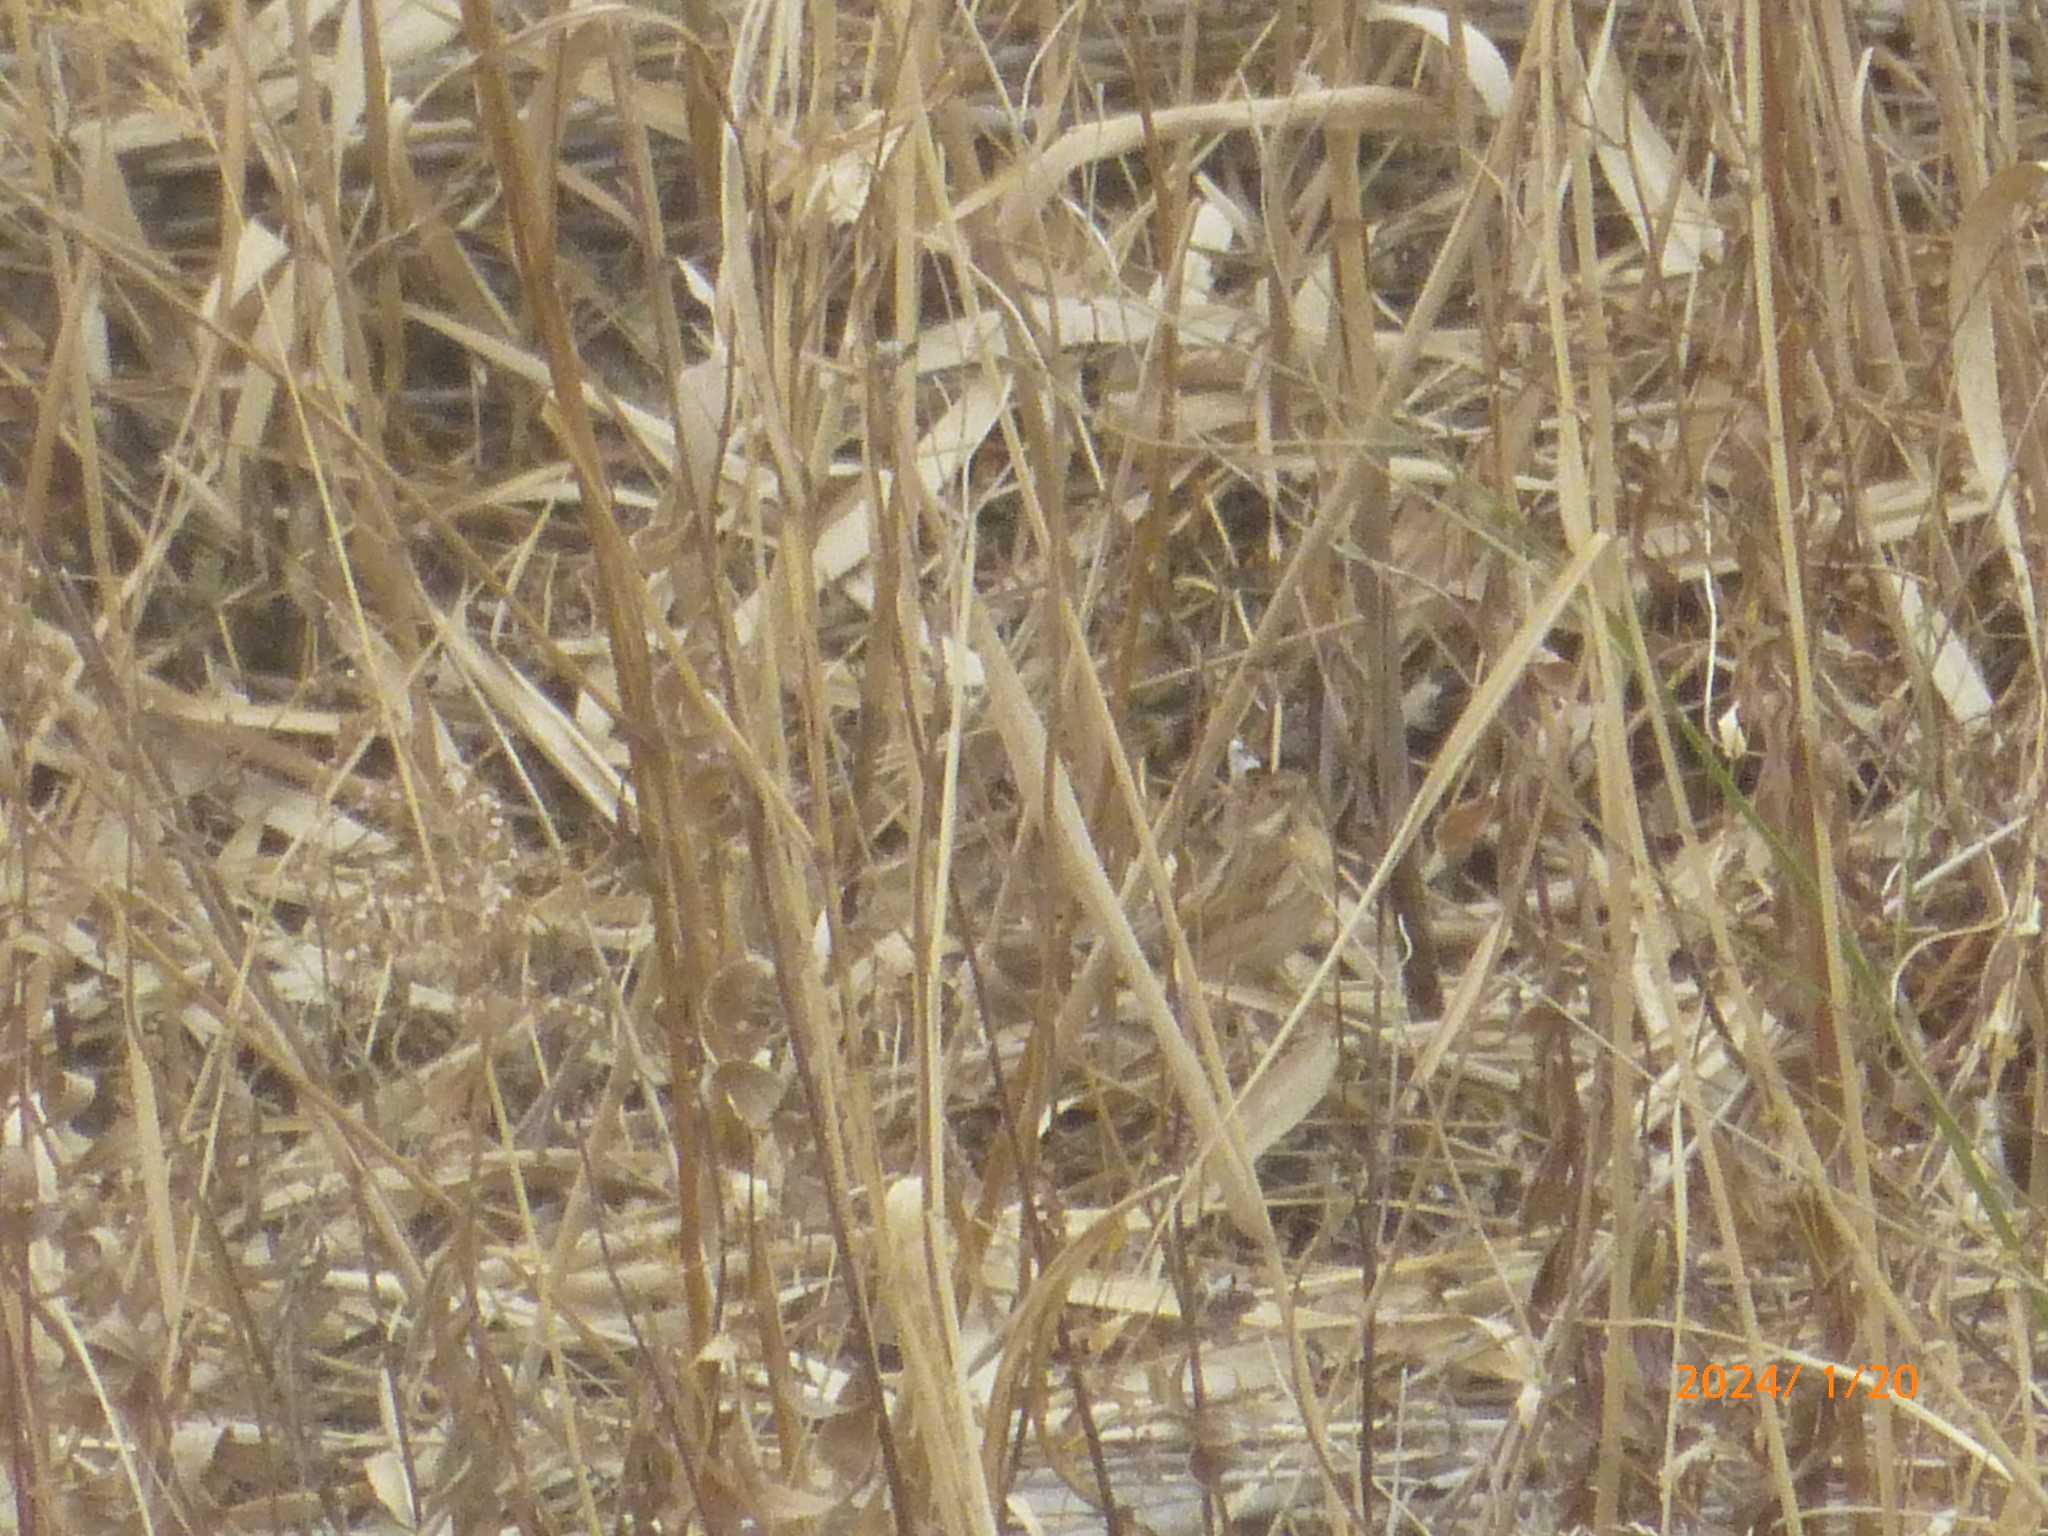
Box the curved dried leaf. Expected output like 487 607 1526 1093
1583 40 1723 274
1947 160 2048 651
1374 4 1513 115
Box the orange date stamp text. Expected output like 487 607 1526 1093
1673 1361 1920 1403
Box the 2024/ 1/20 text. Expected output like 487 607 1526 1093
1674 1362 1920 1403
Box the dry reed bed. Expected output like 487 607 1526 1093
3 1 2046 1532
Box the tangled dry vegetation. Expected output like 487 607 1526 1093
11 0 2048 1531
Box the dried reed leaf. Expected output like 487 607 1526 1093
1408 911 1509 1096
195 0 348 89
78 132 153 382
1173 197 1240 306
878 1179 1001 1536
917 291 1235 373
1374 4 1514 114
332 0 460 155
405 300 729 519
433 606 628 824
385 116 518 334
1886 572 1993 725
1234 1021 1336 1167
123 1007 183 1335
738 372 1008 653
971 602 1268 1239
201 220 290 325
1583 28 1724 274
961 86 1450 231
141 681 342 737
980 1184 1163 1492
1948 159 2047 661
1 1092 64 1304
364 1447 423 1527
